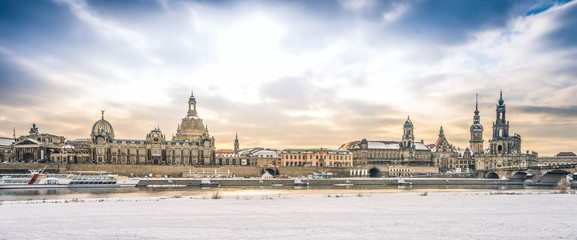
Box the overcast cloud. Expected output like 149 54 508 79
0 0 576 156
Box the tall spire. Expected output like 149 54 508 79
475 94 479 114
473 94 481 124
13 126 16 140
439 126 445 138
234 132 240 153
498 89 504 106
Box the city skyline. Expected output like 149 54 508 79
1 0 576 156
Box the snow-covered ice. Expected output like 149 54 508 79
1 192 576 239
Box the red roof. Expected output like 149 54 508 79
430 137 444 149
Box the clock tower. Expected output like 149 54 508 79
469 94 484 154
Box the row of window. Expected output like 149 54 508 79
284 155 352 161
364 153 429 159
1 180 29 183
1 175 33 179
284 161 352 167
72 176 112 180
70 181 117 185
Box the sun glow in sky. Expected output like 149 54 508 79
1 0 576 156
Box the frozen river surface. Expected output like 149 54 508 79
1 192 576 239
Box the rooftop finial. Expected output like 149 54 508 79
498 90 504 105
101 110 105 119
476 94 478 111
474 94 480 115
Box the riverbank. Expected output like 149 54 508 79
1 191 576 239
137 177 514 187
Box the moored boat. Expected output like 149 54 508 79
0 169 139 189
293 178 309 187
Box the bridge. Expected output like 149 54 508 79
479 163 577 185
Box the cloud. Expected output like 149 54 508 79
518 105 577 118
383 2 409 22
542 1 577 48
0 0 577 156
338 0 376 12
391 0 518 44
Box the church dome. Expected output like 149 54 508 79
404 117 413 128
470 123 483 131
91 111 114 137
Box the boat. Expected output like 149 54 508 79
196 178 219 187
397 178 412 186
0 168 139 189
333 179 354 186
146 184 187 188
293 178 309 187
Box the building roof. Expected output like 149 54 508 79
342 140 430 151
0 137 15 146
556 152 576 157
282 148 352 155
239 148 282 158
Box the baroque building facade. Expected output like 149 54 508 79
429 126 475 172
474 91 538 170
49 91 216 165
281 148 353 167
340 117 433 167
11 124 66 163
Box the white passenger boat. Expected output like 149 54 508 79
397 178 412 186
0 168 139 189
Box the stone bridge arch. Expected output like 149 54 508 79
486 172 500 179
369 168 381 178
510 171 528 180
539 170 571 185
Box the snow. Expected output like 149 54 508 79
367 141 400 150
0 138 15 146
414 142 429 150
1 191 576 239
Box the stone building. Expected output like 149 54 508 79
469 94 484 154
474 91 538 170
281 148 353 167
339 117 432 166
239 148 282 167
12 124 66 163
0 136 16 162
215 149 243 166
215 148 282 167
50 91 216 165
428 126 474 172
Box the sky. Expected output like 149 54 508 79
0 0 576 156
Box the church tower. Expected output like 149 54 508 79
234 133 239 153
173 91 208 142
492 90 509 140
489 90 521 155
469 94 484 154
402 116 414 149
187 91 197 116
